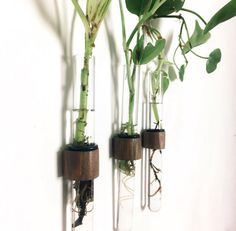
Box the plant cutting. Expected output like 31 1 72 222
63 0 111 229
114 0 236 225
113 1 169 230
141 0 236 212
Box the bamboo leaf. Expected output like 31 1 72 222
140 39 166 64
72 0 90 34
204 0 236 33
183 21 211 54
87 0 111 27
179 64 185 81
155 0 185 16
87 0 100 21
206 48 222 73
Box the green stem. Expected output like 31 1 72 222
151 57 164 125
126 26 141 135
181 8 207 25
74 35 93 143
118 0 131 84
151 75 159 124
127 0 167 47
118 0 138 176
119 0 135 135
71 0 90 34
189 49 208 59
127 65 137 135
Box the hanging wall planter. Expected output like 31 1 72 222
115 0 236 224
62 0 236 229
142 70 166 212
115 0 169 227
142 129 165 150
63 144 99 182
63 144 99 229
113 65 141 231
63 56 99 230
113 134 141 231
61 1 111 229
113 134 141 161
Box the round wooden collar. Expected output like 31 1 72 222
63 144 99 180
142 129 165 150
113 134 141 160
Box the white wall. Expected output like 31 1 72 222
0 1 235 231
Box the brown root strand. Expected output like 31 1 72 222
149 149 162 197
72 180 94 228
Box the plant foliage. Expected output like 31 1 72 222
117 0 236 176
155 0 185 16
179 65 185 81
206 49 222 73
204 0 236 33
125 0 153 16
183 21 211 54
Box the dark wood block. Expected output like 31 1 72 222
142 129 165 150
63 147 99 180
113 134 141 160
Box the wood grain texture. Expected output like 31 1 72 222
112 135 141 160
142 129 165 150
63 148 99 180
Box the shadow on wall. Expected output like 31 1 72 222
104 10 120 231
104 13 120 152
33 1 75 231
34 1 120 230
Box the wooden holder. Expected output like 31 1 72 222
63 146 99 180
142 129 165 150
113 134 141 160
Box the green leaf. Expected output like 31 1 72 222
87 0 111 25
155 0 185 16
125 0 153 16
206 48 222 73
132 35 144 64
204 0 236 33
168 65 177 81
139 39 166 64
183 21 211 54
162 74 170 94
179 65 185 81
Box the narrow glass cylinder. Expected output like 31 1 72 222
115 65 141 231
116 160 136 231
72 55 95 144
148 70 164 129
148 148 162 212
65 55 96 231
147 71 165 212
121 65 141 134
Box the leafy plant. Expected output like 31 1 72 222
118 0 236 175
119 0 169 134
70 0 111 227
118 0 167 175
72 0 111 144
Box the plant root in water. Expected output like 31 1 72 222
118 160 135 177
118 160 135 206
149 150 162 197
72 180 94 228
